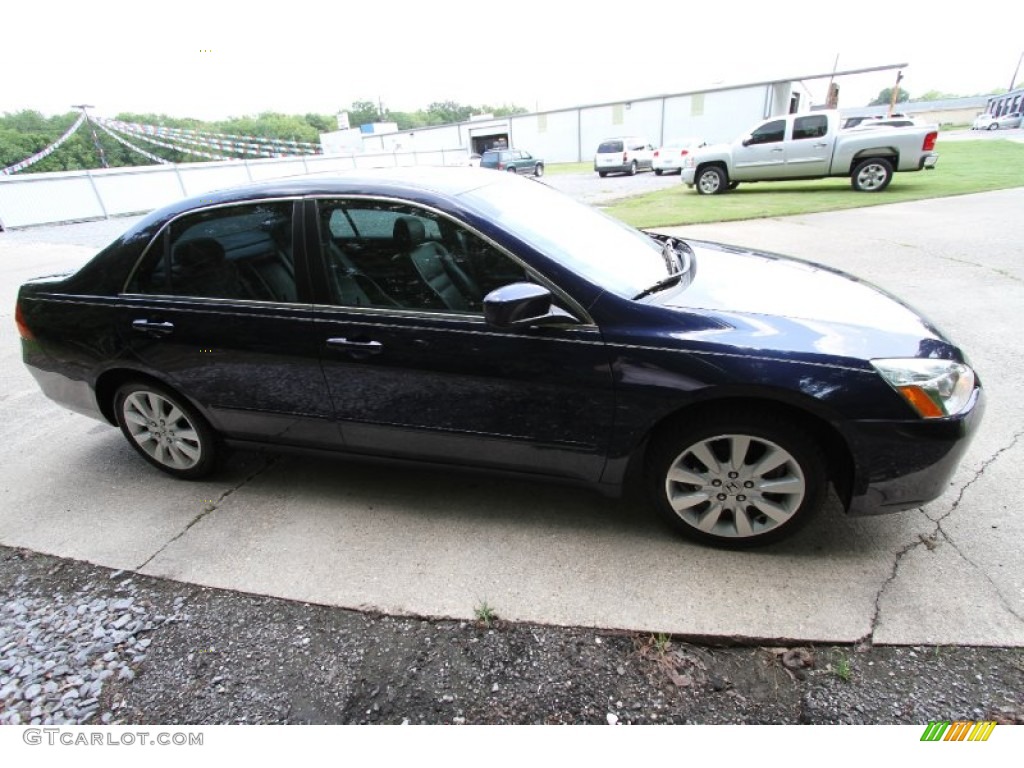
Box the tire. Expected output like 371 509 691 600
987 123 998 131
598 171 607 178
114 381 217 479
506 166 517 173
628 161 637 176
850 157 894 192
534 163 544 177
695 165 727 195
654 169 664 176
646 411 826 548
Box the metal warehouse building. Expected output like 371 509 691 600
321 63 908 163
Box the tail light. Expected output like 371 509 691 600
654 150 660 158
923 131 937 152
15 300 34 341
680 149 689 157
622 152 628 162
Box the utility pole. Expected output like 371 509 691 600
1010 51 1023 92
887 70 903 117
72 104 109 169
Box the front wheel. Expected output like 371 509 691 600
534 163 544 177
851 157 894 192
695 166 727 195
646 412 826 548
987 123 999 131
114 381 217 479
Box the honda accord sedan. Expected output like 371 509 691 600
16 167 984 547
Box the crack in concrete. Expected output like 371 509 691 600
135 456 281 572
862 430 1024 645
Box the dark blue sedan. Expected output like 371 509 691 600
15 167 984 547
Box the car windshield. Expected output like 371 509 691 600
460 180 668 297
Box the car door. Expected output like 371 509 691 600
305 196 616 483
784 114 832 177
732 119 787 180
119 199 339 447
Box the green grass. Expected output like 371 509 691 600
602 140 1024 228
474 600 497 628
545 161 591 175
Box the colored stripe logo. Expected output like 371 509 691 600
921 721 997 741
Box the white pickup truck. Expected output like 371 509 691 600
681 110 938 193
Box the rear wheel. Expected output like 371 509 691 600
506 166 517 173
851 157 893 192
654 168 664 176
598 171 607 177
534 163 544 177
628 161 638 176
987 123 999 131
695 166 727 195
647 411 826 548
114 381 217 479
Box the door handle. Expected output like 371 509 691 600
327 337 383 354
770 148 784 153
813 143 828 148
132 319 175 335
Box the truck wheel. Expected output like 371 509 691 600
695 166 727 195
851 158 893 192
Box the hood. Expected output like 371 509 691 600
647 240 958 362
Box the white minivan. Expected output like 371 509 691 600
594 136 655 177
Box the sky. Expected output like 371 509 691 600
3 0 1021 122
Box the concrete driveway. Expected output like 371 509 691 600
1 189 1021 646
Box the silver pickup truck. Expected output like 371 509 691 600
681 110 938 194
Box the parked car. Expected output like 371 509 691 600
594 137 655 176
682 110 939 194
652 137 706 175
479 148 544 176
972 112 1023 130
16 168 983 547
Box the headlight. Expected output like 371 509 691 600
872 358 975 418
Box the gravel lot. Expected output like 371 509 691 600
2 545 1021 725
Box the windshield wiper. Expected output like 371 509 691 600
633 238 694 300
633 272 685 300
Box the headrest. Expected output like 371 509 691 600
393 216 426 248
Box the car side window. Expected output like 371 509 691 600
747 120 786 145
126 202 297 302
316 199 531 314
792 115 828 140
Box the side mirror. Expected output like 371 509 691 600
483 283 579 329
741 136 752 147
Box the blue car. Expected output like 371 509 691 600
16 167 983 547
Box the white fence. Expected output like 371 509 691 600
0 148 471 229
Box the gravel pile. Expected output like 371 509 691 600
0 569 183 725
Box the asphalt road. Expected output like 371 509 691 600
1 186 1021 647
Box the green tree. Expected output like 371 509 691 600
868 87 911 107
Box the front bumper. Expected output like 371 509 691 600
843 385 985 516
